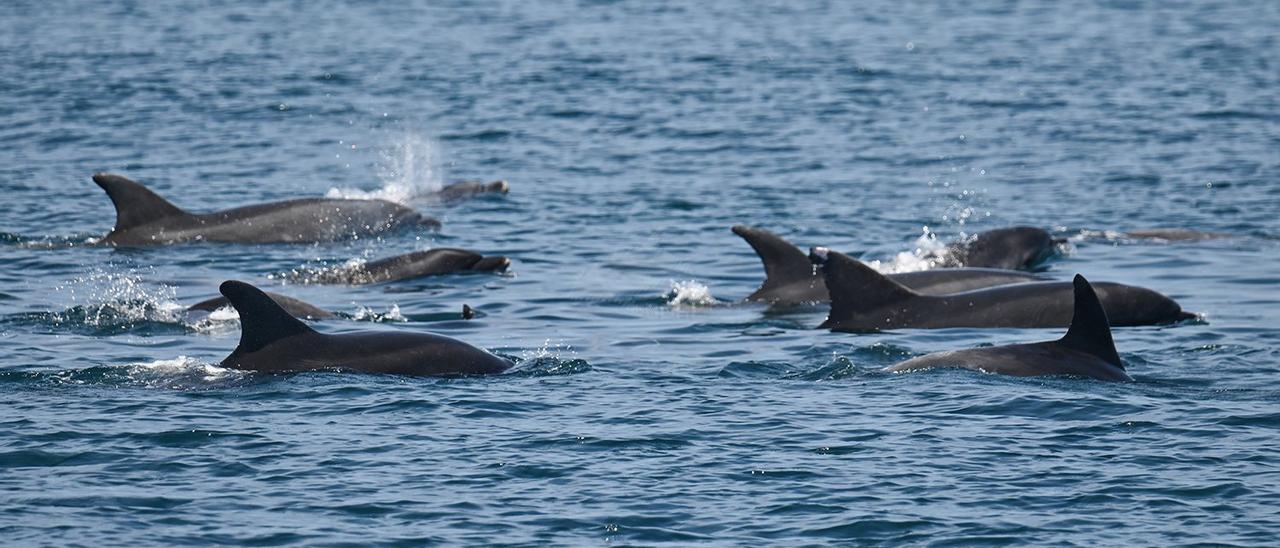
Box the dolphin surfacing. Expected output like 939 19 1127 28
93 173 440 246
886 275 1131 381
939 226 1062 270
732 225 1046 305
217 280 512 376
811 247 1193 331
303 248 511 285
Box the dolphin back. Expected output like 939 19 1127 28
93 173 189 232
732 225 820 300
219 280 317 355
1057 275 1123 368
810 247 920 329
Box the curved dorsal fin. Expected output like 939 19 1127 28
92 173 188 231
219 280 316 353
810 247 920 322
732 225 817 293
1058 274 1123 368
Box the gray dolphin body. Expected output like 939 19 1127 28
304 248 511 285
433 180 510 202
92 173 440 246
188 291 335 320
938 226 1061 270
811 247 1193 331
886 275 1131 381
733 225 1046 306
217 281 511 376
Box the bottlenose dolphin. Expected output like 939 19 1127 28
886 275 1131 381
733 225 1046 305
1122 229 1231 242
92 173 440 246
433 180 510 202
301 248 511 285
217 280 511 376
937 226 1061 270
811 247 1193 331
188 291 335 320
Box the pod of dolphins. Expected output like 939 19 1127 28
81 172 1198 382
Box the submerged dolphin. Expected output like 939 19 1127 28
886 275 1131 381
92 173 440 246
811 247 1193 331
217 280 511 376
937 226 1061 270
733 225 1046 305
301 248 511 285
433 180 510 202
189 290 334 320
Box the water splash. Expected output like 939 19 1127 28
351 303 407 322
40 271 187 332
866 226 951 273
665 280 721 307
325 133 444 204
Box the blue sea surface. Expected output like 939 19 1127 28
2 0 1279 544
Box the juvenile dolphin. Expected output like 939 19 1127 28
811 247 1193 331
733 225 1046 305
886 275 1131 381
188 291 335 320
92 173 440 246
938 226 1061 270
301 248 511 285
217 280 512 376
432 180 510 202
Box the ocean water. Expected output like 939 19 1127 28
2 0 1279 544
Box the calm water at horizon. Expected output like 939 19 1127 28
2 1 1278 545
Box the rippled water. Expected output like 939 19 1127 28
2 1 1278 544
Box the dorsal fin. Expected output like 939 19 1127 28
92 173 188 231
810 247 920 322
1058 274 1123 368
732 225 817 294
219 280 316 353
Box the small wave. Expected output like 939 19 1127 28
325 133 443 204
665 280 722 307
1 357 250 390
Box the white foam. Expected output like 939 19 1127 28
325 133 444 204
666 280 721 307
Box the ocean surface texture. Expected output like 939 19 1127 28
2 1 1278 545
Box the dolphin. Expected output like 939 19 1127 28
216 280 512 376
810 247 1194 331
301 248 511 285
432 180 510 202
937 226 1061 270
885 274 1131 381
188 291 335 320
733 225 1047 305
92 173 440 246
